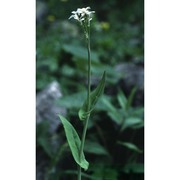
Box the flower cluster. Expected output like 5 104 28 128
69 7 95 26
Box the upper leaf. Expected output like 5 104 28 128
79 71 106 120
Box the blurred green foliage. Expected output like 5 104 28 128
36 0 144 179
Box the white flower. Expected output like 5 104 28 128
69 7 95 25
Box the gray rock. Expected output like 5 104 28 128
36 81 66 133
115 63 144 90
36 1 48 23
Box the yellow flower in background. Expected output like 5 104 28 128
47 15 55 22
100 22 110 31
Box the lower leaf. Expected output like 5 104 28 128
58 115 89 170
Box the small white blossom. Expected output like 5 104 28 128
69 7 95 25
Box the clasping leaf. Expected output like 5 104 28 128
79 71 106 120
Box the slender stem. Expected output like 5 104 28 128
77 115 90 180
77 165 82 180
87 36 91 110
77 26 91 180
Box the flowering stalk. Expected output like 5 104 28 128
58 7 106 180
69 7 94 180
78 27 91 180
70 7 92 180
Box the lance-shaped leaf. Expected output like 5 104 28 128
117 141 143 153
79 71 106 120
58 115 89 170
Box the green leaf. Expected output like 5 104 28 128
117 141 143 153
79 71 106 120
117 90 127 110
84 140 109 156
49 143 68 172
37 121 53 158
56 91 86 109
126 87 137 109
37 137 53 158
108 111 122 125
122 163 144 173
90 71 106 107
63 44 99 62
121 117 143 130
101 96 123 124
64 170 102 180
91 164 118 180
58 115 89 170
101 94 116 112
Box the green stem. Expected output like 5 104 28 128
87 36 91 110
77 165 82 180
77 115 90 180
77 27 91 180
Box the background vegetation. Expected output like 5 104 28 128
36 0 144 179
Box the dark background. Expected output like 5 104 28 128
36 0 144 179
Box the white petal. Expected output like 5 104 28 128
71 11 77 14
69 15 74 19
